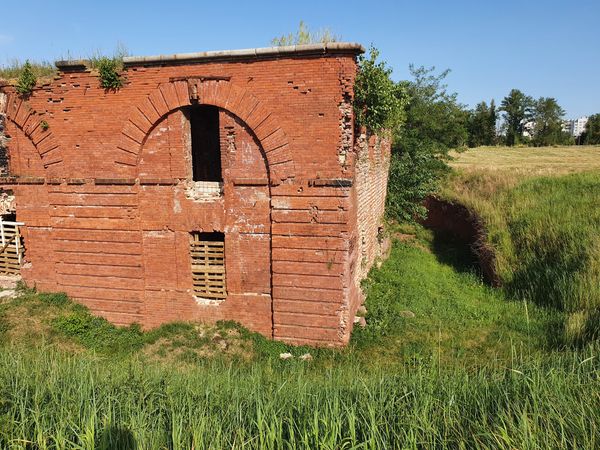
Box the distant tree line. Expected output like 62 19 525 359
496 89 572 147
467 89 600 147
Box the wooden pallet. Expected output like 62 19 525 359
0 221 24 275
190 234 226 299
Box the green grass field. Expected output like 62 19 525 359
0 145 599 448
447 145 600 345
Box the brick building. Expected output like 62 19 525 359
0 43 390 346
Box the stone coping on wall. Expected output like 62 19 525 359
0 177 353 188
55 42 365 70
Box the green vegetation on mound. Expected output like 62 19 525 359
0 228 560 368
446 148 600 345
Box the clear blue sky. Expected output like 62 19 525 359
1 0 598 118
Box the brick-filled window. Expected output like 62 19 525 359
190 105 222 182
190 232 227 299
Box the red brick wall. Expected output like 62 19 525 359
354 132 391 280
0 51 389 346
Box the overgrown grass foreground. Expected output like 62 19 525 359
0 345 598 449
446 147 600 345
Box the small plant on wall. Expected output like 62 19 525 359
15 61 37 97
93 57 124 90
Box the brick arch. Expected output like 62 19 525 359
115 80 295 183
1 94 64 169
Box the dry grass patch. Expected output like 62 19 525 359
450 145 600 177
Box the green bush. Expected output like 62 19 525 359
52 312 144 353
15 60 37 96
386 66 468 222
386 149 446 221
37 292 70 307
93 57 124 90
354 47 406 134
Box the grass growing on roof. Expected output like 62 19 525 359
0 59 56 82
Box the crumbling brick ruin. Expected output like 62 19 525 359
0 43 390 346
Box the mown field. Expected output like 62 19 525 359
0 145 599 448
450 145 600 175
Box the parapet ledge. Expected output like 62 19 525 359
121 42 365 67
54 59 91 71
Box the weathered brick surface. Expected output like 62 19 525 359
0 47 391 346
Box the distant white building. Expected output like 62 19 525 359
563 116 589 137
522 120 536 138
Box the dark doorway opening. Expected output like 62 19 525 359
190 105 222 182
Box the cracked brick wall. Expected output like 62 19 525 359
0 47 391 346
353 132 391 282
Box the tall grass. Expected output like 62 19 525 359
0 347 598 449
442 169 600 345
0 59 56 81
0 44 130 82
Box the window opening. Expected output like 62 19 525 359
190 105 222 182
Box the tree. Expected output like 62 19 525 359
467 100 497 147
583 114 600 145
398 65 469 153
387 66 469 220
15 60 37 97
500 89 534 146
271 21 339 46
489 99 498 144
530 97 571 146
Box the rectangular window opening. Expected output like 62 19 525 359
190 232 226 300
190 105 222 182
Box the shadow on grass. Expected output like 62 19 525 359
98 425 137 450
429 229 570 351
430 230 483 279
